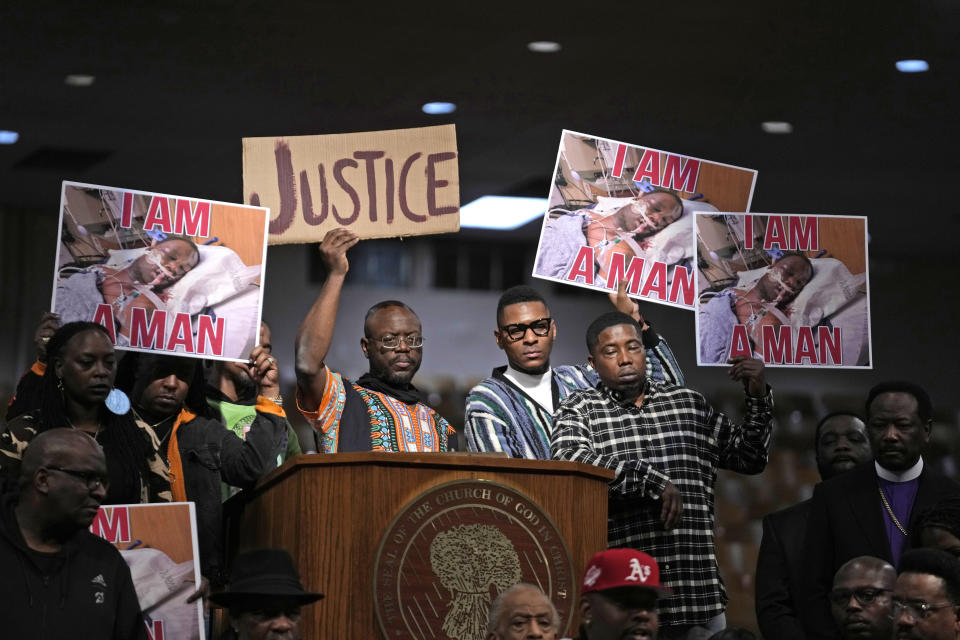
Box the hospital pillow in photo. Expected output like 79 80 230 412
120 548 200 640
785 257 865 328
164 244 261 317
735 257 865 327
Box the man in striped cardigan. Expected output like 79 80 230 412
465 284 683 459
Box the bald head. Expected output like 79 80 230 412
831 556 896 640
834 556 897 587
20 428 103 491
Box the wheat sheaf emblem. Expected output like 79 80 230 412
429 524 522 640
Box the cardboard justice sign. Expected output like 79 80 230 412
532 130 757 310
243 124 461 244
694 212 872 368
90 503 205 640
51 181 270 362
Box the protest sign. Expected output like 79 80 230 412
695 212 871 368
51 181 269 362
243 124 460 244
91 502 204 640
532 130 757 309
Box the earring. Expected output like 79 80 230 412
57 377 64 392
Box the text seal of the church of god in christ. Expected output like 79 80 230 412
373 479 574 639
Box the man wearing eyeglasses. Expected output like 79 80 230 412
829 556 896 640
0 428 147 639
465 283 682 459
295 229 455 453
892 548 960 640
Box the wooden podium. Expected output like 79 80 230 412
223 452 614 639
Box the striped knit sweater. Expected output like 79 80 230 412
465 336 683 458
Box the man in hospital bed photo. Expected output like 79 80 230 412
534 188 693 283
698 253 814 363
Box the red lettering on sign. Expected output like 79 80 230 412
611 144 627 178
638 261 667 300
121 192 134 229
566 246 595 285
819 326 843 365
632 149 661 185
197 315 226 357
604 253 645 294
669 264 695 306
90 507 131 543
762 324 792 364
92 304 117 344
130 308 167 350
144 197 173 233
166 313 194 353
662 155 700 192
174 200 210 237
728 325 752 359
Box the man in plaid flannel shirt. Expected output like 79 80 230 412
551 311 772 638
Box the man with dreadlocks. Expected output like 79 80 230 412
116 351 289 585
0 322 167 502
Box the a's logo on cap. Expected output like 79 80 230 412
583 564 602 587
625 557 651 583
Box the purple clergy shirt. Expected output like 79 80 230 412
878 476 920 567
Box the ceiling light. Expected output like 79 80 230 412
896 59 929 73
527 41 561 53
0 130 20 144
422 102 456 115
761 121 793 134
65 74 96 87
460 196 546 230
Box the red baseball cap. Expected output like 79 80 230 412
581 549 672 597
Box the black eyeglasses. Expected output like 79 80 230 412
499 318 553 342
46 466 110 491
891 599 956 620
377 334 423 349
829 588 892 607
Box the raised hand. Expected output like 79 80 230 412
609 279 648 329
728 356 767 397
34 312 61 362
318 228 359 276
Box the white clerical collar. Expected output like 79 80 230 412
876 457 924 483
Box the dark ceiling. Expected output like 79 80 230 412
1 0 957 251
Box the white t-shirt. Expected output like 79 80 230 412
503 365 554 415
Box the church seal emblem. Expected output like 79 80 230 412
373 479 574 639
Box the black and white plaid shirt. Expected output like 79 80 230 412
551 379 773 628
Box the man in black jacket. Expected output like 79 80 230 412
0 428 146 639
122 352 289 586
803 381 960 639
755 411 872 639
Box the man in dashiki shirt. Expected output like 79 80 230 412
294 228 455 453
